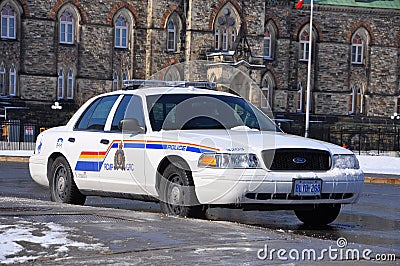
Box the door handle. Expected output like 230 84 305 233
68 137 75 143
100 139 109 145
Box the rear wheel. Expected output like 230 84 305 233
159 164 206 219
294 204 341 226
50 157 86 205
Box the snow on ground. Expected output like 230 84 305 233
0 150 33 157
0 218 106 264
357 155 400 175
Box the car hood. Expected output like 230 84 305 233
156 129 351 155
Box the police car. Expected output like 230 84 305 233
29 80 364 226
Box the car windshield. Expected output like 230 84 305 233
147 94 279 132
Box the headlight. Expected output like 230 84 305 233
198 153 259 168
332 154 360 169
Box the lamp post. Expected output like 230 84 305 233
390 112 399 121
304 0 314 138
51 101 62 126
390 112 399 151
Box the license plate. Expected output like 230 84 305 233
292 179 322 196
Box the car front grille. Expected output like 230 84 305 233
262 148 331 171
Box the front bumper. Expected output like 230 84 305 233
193 168 364 206
29 154 49 187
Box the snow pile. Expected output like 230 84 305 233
0 220 106 264
357 155 400 175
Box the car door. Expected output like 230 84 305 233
98 94 147 195
70 94 120 192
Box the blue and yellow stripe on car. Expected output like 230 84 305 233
74 140 219 172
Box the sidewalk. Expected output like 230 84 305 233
0 150 32 162
1 150 399 184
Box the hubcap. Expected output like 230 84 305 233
169 185 181 205
57 176 66 193
166 174 185 215
55 166 67 199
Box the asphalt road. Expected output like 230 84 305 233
0 161 398 264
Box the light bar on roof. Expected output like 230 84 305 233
122 79 217 90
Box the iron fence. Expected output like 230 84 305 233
1 120 399 154
282 122 400 155
0 120 47 151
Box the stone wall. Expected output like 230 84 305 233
0 0 399 125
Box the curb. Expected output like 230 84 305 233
1 156 399 185
364 176 400 185
0 156 30 163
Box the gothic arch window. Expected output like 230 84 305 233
67 69 74 99
113 10 134 49
230 30 236 50
297 82 306 113
166 12 181 52
57 69 64 99
167 21 176 51
59 11 74 44
57 5 81 45
9 64 16 96
113 71 119 91
261 72 275 109
349 83 363 114
122 71 128 82
115 16 128 48
1 3 16 39
214 29 220 50
351 29 369 65
214 4 241 51
0 63 5 95
299 28 310 61
264 22 277 59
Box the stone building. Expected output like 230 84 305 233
0 0 399 128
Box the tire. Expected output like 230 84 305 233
159 163 206 219
294 204 341 226
50 157 86 205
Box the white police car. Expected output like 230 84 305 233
29 80 364 225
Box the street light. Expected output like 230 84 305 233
390 112 399 151
51 102 62 110
390 112 399 120
51 102 62 126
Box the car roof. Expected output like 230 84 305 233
99 86 240 98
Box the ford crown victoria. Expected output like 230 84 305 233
29 81 364 226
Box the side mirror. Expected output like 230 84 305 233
118 118 145 134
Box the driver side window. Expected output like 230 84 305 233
111 95 145 131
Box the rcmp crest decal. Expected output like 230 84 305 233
114 142 126 170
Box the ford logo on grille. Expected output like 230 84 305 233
293 157 307 164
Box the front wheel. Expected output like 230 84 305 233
50 157 86 205
159 164 206 219
294 204 341 226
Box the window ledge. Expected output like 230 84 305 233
59 42 76 47
263 56 274 61
114 46 129 49
166 50 180 54
0 37 18 42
